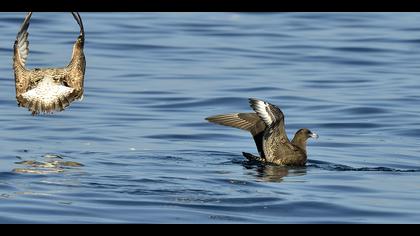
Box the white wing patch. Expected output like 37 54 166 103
250 99 274 126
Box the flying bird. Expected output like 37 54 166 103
13 12 86 115
206 98 318 166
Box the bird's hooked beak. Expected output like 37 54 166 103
309 131 319 139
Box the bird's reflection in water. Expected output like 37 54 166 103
242 160 307 182
13 153 83 174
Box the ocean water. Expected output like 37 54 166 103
0 12 420 223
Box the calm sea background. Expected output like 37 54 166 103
0 12 420 223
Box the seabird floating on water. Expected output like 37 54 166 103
206 98 318 166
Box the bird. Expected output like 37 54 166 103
13 12 86 115
205 98 318 166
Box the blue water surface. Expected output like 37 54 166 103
0 12 420 223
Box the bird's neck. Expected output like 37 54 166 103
291 136 307 153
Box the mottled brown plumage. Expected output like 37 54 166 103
13 12 86 115
206 98 318 166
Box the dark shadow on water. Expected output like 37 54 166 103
234 158 307 183
252 165 307 182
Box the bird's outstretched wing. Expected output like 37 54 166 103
71 12 84 38
206 112 266 156
206 113 265 135
14 12 32 67
65 12 86 100
13 12 33 107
